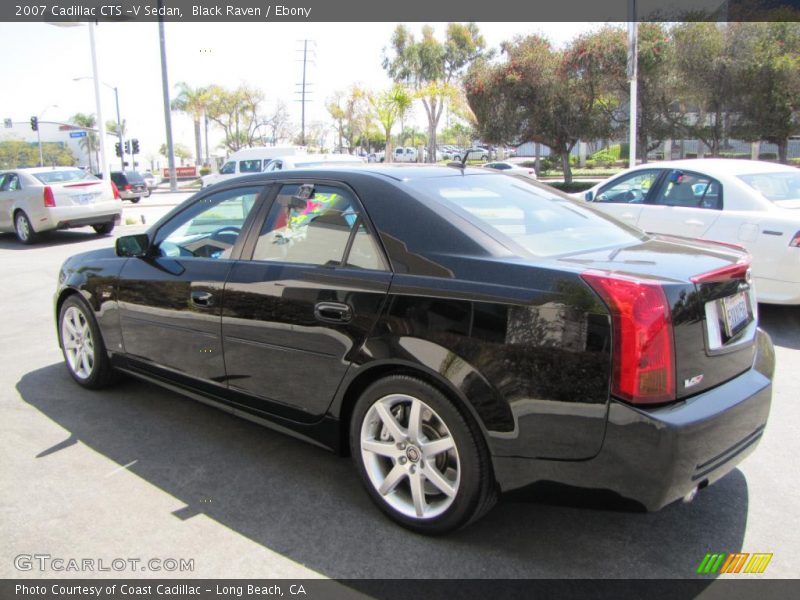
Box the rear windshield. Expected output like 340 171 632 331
738 171 800 203
408 174 646 257
125 171 145 183
33 169 97 184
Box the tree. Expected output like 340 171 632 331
160 142 192 165
69 113 98 171
205 84 265 152
325 86 370 154
466 33 617 182
105 118 126 139
383 23 486 162
261 100 295 146
370 84 413 161
672 22 739 157
171 82 208 165
730 22 800 163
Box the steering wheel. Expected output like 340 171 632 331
210 226 241 243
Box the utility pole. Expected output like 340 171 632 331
295 39 314 147
628 0 638 168
158 0 177 192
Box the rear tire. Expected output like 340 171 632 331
14 211 38 245
129 197 141 204
92 222 115 235
350 375 497 534
58 295 118 389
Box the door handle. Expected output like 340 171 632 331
191 290 214 308
314 302 352 324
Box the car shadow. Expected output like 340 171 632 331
0 230 111 250
17 364 748 580
758 303 800 350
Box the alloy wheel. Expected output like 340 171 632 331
360 393 461 519
61 306 96 380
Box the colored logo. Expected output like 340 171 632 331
696 552 772 574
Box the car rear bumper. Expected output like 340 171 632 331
32 203 122 233
492 328 775 511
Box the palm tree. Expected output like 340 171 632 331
171 82 207 166
370 84 413 162
69 113 98 171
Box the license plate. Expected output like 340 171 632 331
74 193 97 205
721 292 751 338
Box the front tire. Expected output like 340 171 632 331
14 211 38 244
92 222 115 235
350 375 497 534
58 295 118 389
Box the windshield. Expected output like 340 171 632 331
408 174 646 257
33 169 97 184
738 171 800 203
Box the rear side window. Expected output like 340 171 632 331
239 159 262 173
251 183 384 270
653 171 722 210
409 175 646 257
34 169 97 184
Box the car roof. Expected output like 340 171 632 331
222 164 493 185
628 159 797 176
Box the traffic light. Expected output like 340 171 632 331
124 140 130 154
30 116 38 131
115 142 122 158
131 139 140 154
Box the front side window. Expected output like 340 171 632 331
219 161 235 174
239 159 262 173
653 170 722 210
596 170 661 204
252 183 384 270
155 186 262 259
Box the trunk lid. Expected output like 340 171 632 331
560 234 756 401
52 180 112 207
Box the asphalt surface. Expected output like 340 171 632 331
1 190 798 580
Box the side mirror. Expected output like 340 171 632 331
584 190 594 202
116 234 150 258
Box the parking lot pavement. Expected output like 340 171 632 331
1 221 798 580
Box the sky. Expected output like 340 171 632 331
0 21 599 165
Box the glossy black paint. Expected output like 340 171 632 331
55 166 774 508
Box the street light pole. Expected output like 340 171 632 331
73 77 124 172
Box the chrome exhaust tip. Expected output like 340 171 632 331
682 486 699 504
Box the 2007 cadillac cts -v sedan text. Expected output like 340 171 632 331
55 166 774 534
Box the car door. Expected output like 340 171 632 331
117 184 267 385
0 174 10 229
221 180 392 422
637 169 723 239
591 169 664 226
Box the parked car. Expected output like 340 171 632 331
480 160 538 180
142 171 160 192
0 167 121 244
263 153 365 172
393 147 419 163
581 159 800 304
453 147 490 162
55 166 773 534
96 171 149 203
201 146 305 188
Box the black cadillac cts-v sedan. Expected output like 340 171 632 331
55 166 774 533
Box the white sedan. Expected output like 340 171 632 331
480 161 538 180
0 167 122 244
581 159 800 304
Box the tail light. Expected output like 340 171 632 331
690 256 751 284
111 181 121 200
582 271 675 405
124 184 132 191
790 231 800 247
43 186 56 207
